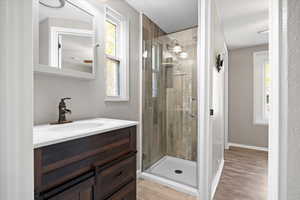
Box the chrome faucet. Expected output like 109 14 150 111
58 98 72 124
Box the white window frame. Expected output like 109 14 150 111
253 50 269 125
104 6 129 101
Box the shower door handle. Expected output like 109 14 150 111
189 96 197 119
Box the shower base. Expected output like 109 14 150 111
141 156 198 196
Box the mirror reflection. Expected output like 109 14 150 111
39 0 94 73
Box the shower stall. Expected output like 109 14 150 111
141 15 198 192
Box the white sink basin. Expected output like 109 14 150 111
33 118 139 148
48 122 104 132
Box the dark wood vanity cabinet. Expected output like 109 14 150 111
95 154 136 200
45 174 95 200
34 126 137 200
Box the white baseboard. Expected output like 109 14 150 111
211 159 224 200
228 143 268 152
225 143 230 150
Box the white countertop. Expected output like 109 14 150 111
33 118 138 149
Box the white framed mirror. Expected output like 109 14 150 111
34 0 98 79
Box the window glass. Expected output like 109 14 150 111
105 21 117 57
105 6 129 100
106 59 120 96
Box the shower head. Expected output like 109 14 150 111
39 0 66 8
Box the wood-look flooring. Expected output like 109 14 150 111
137 178 196 200
137 147 268 200
214 147 268 200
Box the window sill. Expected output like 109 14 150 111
104 97 129 102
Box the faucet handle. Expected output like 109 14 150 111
59 98 72 107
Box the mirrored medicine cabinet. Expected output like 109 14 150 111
34 0 98 79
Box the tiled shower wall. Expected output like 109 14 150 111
142 15 197 170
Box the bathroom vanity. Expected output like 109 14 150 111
34 118 138 200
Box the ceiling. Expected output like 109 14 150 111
215 0 269 50
125 0 198 33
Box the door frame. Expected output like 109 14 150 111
198 0 288 199
197 0 213 199
0 0 34 200
268 0 288 199
223 42 229 150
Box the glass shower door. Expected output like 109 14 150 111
142 15 198 188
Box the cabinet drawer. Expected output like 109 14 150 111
106 181 136 200
42 128 132 167
96 155 136 200
39 172 95 200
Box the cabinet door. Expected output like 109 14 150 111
80 187 94 200
47 176 95 200
95 155 136 200
49 192 80 200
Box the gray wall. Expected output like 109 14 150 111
228 44 268 148
287 0 300 198
34 0 140 125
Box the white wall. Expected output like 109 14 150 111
228 45 269 148
0 0 34 200
211 0 226 191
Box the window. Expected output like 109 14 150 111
253 51 270 124
105 6 129 101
